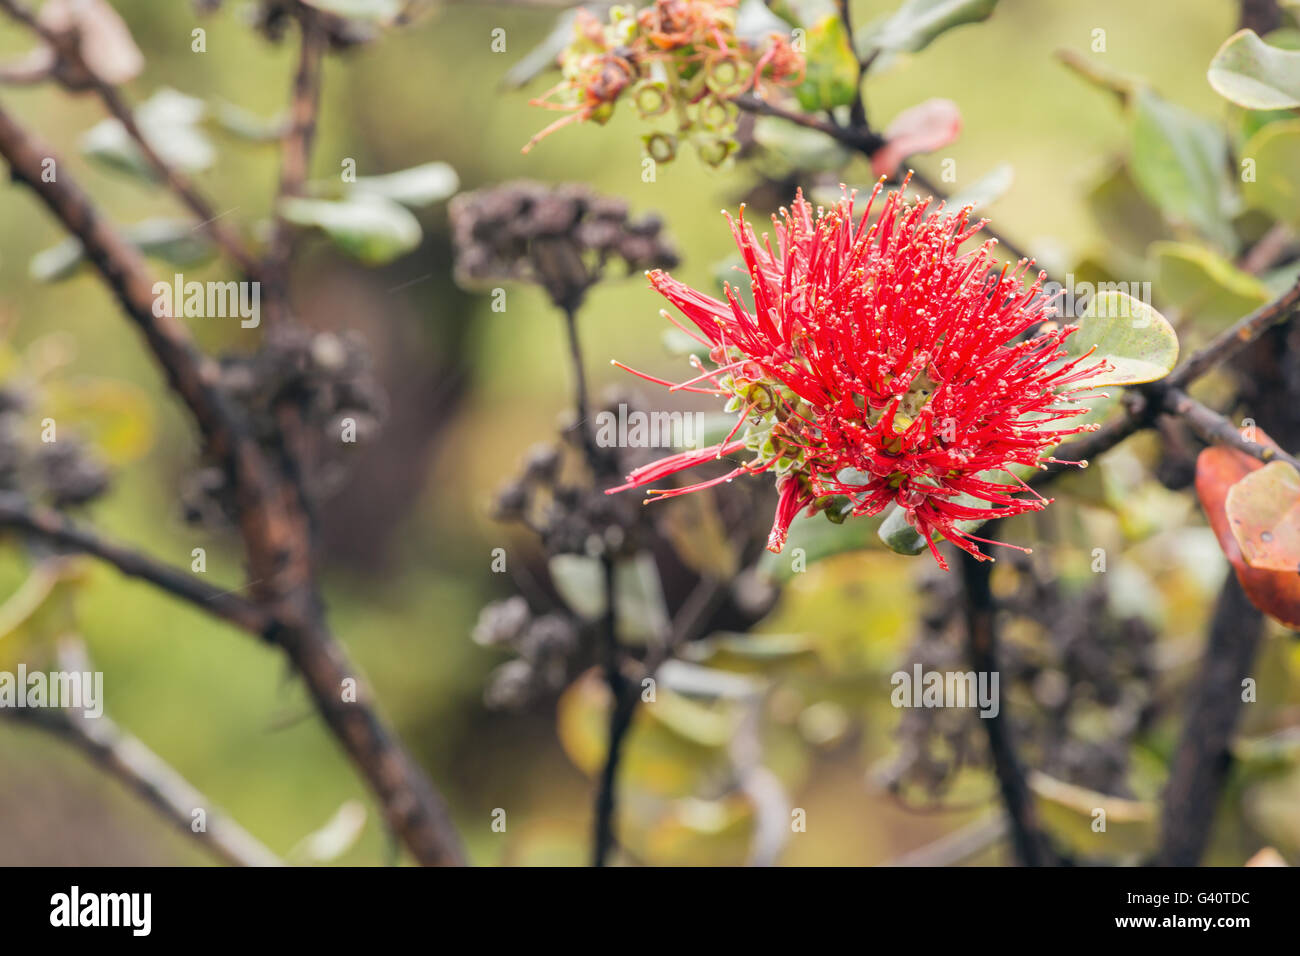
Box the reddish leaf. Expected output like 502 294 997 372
1226 460 1300 571
871 99 962 179
1195 435 1300 628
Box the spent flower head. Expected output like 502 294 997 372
607 181 1109 569
522 0 803 166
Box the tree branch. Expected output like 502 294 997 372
0 98 467 867
0 0 262 277
0 493 271 636
1162 387 1300 471
1165 273 1300 391
5 700 283 867
268 9 327 301
958 544 1057 866
1156 571 1265 865
734 92 883 153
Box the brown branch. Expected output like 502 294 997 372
591 555 635 867
734 92 883 153
1162 387 1300 471
0 99 467 866
1156 571 1265 865
0 0 262 277
0 492 271 636
268 9 327 302
958 544 1058 866
1031 269 1300 489
1165 273 1300 391
5 696 283 867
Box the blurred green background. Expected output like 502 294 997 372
1 0 1296 866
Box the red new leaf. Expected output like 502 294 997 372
1195 435 1300 627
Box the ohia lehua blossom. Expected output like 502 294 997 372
607 182 1109 569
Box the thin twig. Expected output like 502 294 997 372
884 814 1009 867
5 702 283 867
0 0 261 277
0 492 271 636
1165 273 1300 391
268 8 327 303
591 554 633 867
0 98 467 867
957 545 1057 866
1163 387 1300 471
734 92 883 153
1156 571 1265 865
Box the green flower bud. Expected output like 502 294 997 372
632 80 671 118
643 131 677 163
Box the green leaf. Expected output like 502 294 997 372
278 195 422 265
1030 771 1157 858
946 162 1014 209
1055 48 1142 106
29 238 87 283
794 15 859 112
211 100 286 142
288 801 367 864
751 115 853 173
504 9 577 89
352 162 459 208
875 471 1027 556
31 218 215 282
125 217 218 266
1130 88 1239 252
1084 162 1167 260
82 88 215 181
860 0 1000 56
1208 29 1300 110
1241 119 1300 226
736 0 797 40
1064 290 1179 388
685 633 819 671
1225 460 1300 571
1151 240 1271 330
547 553 669 643
878 503 928 555
758 508 886 580
557 670 735 798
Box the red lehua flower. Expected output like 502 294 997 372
606 181 1109 570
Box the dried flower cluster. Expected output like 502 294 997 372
184 328 384 524
523 0 803 165
609 183 1109 569
882 557 1159 803
450 180 678 310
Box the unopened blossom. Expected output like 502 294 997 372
607 182 1108 569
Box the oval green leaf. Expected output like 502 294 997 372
1064 290 1179 388
860 0 1000 57
1241 119 1300 227
352 162 459 208
278 195 422 265
1151 240 1271 330
1130 88 1239 253
1208 29 1300 110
